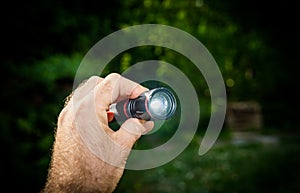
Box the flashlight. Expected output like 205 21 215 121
109 87 177 122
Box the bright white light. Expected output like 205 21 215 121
149 93 170 117
150 98 166 114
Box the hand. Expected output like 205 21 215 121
41 73 154 193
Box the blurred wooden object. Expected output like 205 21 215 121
226 101 263 131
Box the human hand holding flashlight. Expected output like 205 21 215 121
42 73 154 193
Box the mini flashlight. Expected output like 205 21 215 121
109 87 177 122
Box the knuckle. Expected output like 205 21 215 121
106 73 121 80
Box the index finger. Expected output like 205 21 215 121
95 73 148 110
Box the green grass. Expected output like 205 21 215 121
114 132 300 193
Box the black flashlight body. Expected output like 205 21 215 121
109 87 177 122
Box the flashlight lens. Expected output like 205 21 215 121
148 89 176 120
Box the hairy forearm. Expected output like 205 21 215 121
41 110 123 193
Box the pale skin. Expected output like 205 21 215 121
41 73 154 193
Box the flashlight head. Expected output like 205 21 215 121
110 87 177 122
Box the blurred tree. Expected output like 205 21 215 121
114 0 281 127
207 0 299 128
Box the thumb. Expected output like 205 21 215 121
113 119 154 149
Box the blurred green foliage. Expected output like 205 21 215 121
116 135 300 193
1 0 299 192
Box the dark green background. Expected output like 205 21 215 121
1 0 299 192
